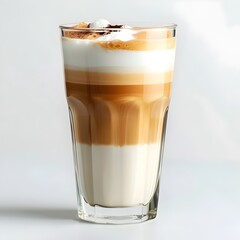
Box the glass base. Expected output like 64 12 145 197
77 184 159 225
78 202 157 225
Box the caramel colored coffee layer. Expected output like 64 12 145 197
66 70 172 146
65 69 173 85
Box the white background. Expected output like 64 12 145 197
0 0 240 239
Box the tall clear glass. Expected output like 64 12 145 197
60 23 177 224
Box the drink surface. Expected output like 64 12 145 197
61 20 176 207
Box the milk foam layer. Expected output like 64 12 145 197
62 20 176 76
76 143 161 207
89 19 110 28
62 39 175 74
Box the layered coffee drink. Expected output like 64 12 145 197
60 19 176 224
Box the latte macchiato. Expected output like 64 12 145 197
60 19 177 223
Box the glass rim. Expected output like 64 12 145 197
59 23 177 31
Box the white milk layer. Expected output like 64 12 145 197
62 38 176 74
75 143 161 207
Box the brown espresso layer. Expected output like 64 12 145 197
66 69 172 146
